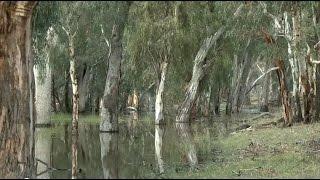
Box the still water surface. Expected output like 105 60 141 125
35 114 236 179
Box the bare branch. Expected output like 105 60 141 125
256 64 264 74
61 25 70 36
246 66 279 95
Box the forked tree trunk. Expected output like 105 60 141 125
0 2 36 178
155 62 168 124
275 59 293 126
176 27 225 122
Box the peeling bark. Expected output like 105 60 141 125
176 27 225 122
275 59 293 126
62 24 79 179
0 2 36 178
100 25 122 132
284 11 303 122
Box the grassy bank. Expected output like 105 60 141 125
165 110 320 178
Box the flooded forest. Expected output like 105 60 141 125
3 1 320 179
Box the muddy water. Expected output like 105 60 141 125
34 114 236 179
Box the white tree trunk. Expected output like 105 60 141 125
176 27 225 122
284 11 303 121
155 62 168 124
34 61 52 125
62 25 79 179
155 125 164 174
34 27 55 125
100 25 122 132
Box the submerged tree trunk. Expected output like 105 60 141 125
62 25 79 179
100 25 122 132
0 2 36 178
275 59 293 126
155 62 168 124
176 27 225 122
100 2 130 132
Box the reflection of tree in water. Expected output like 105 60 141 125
100 133 119 179
35 128 52 179
155 125 165 174
175 123 198 167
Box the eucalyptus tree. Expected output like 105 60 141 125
176 2 247 122
0 1 37 178
99 1 131 132
58 1 85 178
125 2 176 124
32 1 60 124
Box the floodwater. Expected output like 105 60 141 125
34 114 237 179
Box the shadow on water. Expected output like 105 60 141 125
33 114 233 179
